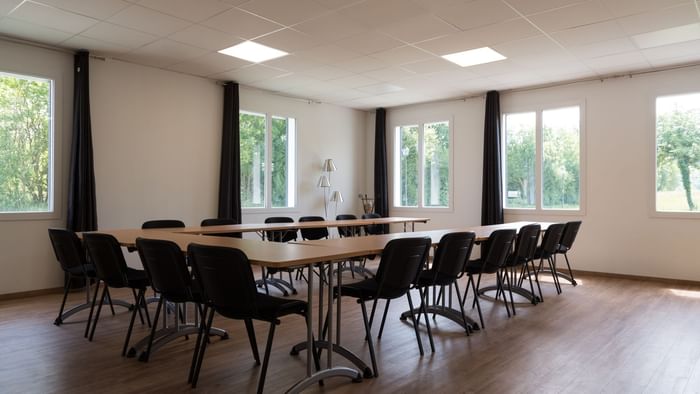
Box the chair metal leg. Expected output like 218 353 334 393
54 276 72 326
359 300 378 378
419 289 435 352
453 283 471 335
563 253 577 285
245 318 260 365
405 292 424 356
85 280 101 337
142 296 164 362
191 308 216 388
257 322 277 394
122 288 144 357
188 305 208 384
377 299 391 340
468 275 484 329
89 285 108 341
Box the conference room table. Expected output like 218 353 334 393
96 220 549 392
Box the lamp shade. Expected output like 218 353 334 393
330 190 343 203
317 174 330 188
322 158 337 172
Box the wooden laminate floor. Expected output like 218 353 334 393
2 268 700 394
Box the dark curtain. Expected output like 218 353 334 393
481 91 504 225
217 81 242 226
374 108 389 232
67 51 97 232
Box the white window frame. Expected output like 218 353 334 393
0 70 57 221
392 119 453 211
240 110 297 212
502 101 586 216
651 91 700 219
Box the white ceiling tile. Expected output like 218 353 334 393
413 30 487 55
107 5 190 36
314 88 369 103
201 7 284 39
33 0 130 19
294 11 366 43
255 28 322 53
333 31 403 55
641 39 700 62
0 0 22 17
527 0 614 32
294 44 361 64
601 0 690 18
250 73 324 91
81 22 158 49
238 0 330 26
466 58 528 77
299 64 353 80
327 74 379 89
571 37 638 59
122 38 209 67
361 66 416 82
168 25 241 51
61 35 131 55
337 0 429 28
214 64 291 84
435 0 521 31
137 0 231 22
166 51 251 76
584 50 649 70
491 35 562 59
371 45 434 65
336 56 388 74
632 23 700 49
647 53 700 68
503 0 588 16
310 0 364 10
409 0 472 13
0 17 73 44
466 17 542 47
400 58 456 74
264 55 324 73
380 14 458 44
616 3 699 36
9 1 98 34
552 20 628 47
219 0 251 6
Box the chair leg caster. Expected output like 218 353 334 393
54 318 62 326
363 367 374 379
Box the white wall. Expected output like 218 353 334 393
383 65 700 281
0 44 368 295
0 41 72 295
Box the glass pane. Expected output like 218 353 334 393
397 125 419 207
656 93 700 212
271 116 295 208
423 121 449 207
504 112 536 209
240 112 266 208
542 106 580 209
0 73 52 213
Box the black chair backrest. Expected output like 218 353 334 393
375 237 431 299
83 233 131 288
362 213 384 235
512 224 541 263
432 232 476 280
336 214 360 237
559 221 582 251
200 218 243 239
299 216 328 240
264 217 297 242
48 228 87 272
142 219 185 229
540 223 566 257
480 229 517 273
136 238 193 303
188 244 259 318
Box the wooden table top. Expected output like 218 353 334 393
172 216 430 235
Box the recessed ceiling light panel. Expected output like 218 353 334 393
442 47 506 67
218 41 288 63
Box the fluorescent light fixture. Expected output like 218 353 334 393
218 41 288 63
442 47 506 67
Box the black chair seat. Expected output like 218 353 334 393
336 278 379 300
126 267 150 288
463 259 485 274
217 294 306 322
414 270 456 287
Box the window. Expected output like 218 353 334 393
0 72 53 213
394 120 450 208
655 93 700 213
504 105 581 211
240 111 296 209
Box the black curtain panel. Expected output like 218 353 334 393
481 90 504 225
217 81 242 226
374 108 389 232
67 51 97 232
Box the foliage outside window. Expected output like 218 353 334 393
240 111 295 209
656 93 700 212
0 72 53 213
394 121 450 208
504 106 580 210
